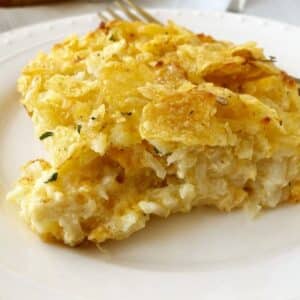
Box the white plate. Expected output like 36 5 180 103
1 10 300 300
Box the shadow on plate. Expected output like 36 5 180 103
72 203 300 272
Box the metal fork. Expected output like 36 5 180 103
98 0 300 84
98 0 161 25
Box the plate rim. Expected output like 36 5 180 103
1 8 300 38
0 9 300 62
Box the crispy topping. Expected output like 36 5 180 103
197 33 214 43
98 21 106 29
261 116 271 124
155 60 164 67
281 71 296 87
216 96 228 105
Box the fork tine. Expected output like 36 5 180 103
106 6 123 20
114 0 141 22
97 11 110 22
121 0 162 24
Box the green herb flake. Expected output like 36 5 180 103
258 56 277 63
109 34 117 41
39 131 53 140
44 172 58 184
76 124 82 134
153 147 160 154
91 116 96 120
121 112 132 116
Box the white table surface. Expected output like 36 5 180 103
0 0 299 33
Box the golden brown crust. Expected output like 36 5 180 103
141 90 218 145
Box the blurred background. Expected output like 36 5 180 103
0 0 299 33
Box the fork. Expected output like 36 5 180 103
98 0 161 25
98 0 300 84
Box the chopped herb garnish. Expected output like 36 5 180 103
153 147 160 154
76 124 82 134
258 56 277 63
44 172 58 183
216 96 228 105
121 112 132 116
109 34 117 41
39 131 53 140
91 116 96 120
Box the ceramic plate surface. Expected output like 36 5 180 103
1 10 300 300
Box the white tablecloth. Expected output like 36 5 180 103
0 0 299 33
